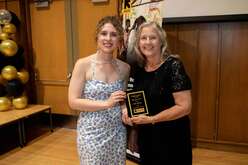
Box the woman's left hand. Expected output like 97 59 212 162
131 115 154 125
122 108 133 126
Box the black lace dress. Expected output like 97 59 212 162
133 56 192 165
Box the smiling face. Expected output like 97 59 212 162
97 23 120 55
138 26 161 59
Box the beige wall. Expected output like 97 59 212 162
75 0 118 58
164 0 248 18
30 1 68 81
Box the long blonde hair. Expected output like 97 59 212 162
134 22 170 67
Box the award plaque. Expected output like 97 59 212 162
126 90 149 117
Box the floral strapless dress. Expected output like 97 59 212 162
77 79 127 165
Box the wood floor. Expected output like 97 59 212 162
0 128 247 165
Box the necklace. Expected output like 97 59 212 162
145 59 164 71
92 59 114 64
147 61 162 67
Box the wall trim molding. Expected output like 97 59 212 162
163 14 248 24
193 140 248 154
64 0 79 76
36 80 69 86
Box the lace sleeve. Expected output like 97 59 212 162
170 58 192 92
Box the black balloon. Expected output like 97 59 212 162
5 79 24 97
3 46 25 70
0 52 8 70
9 11 20 28
0 84 6 96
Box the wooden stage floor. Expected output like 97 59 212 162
0 128 247 165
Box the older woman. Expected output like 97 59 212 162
127 22 192 165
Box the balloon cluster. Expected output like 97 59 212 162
0 9 28 111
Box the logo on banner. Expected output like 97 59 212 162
121 0 165 26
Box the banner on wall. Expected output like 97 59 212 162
119 0 166 67
119 1 166 158
121 0 166 29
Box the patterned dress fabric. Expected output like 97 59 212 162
77 60 127 165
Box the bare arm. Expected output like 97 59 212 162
68 58 126 112
131 90 192 124
119 62 133 125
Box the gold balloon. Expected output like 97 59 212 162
0 74 6 84
0 32 9 40
12 95 28 109
2 23 17 34
0 75 2 83
17 69 29 84
0 39 18 57
1 65 17 80
0 97 11 111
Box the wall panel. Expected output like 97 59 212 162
36 82 71 114
30 1 68 81
30 0 117 114
75 0 118 58
218 22 248 143
164 21 248 152
196 23 219 140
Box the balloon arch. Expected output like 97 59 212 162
0 9 29 111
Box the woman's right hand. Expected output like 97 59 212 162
106 90 126 108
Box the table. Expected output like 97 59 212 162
0 104 53 147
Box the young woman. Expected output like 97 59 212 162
68 16 130 165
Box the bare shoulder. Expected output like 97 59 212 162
75 55 92 66
116 59 130 74
74 55 94 70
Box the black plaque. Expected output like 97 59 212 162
126 90 149 117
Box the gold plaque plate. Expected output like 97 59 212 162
126 90 149 117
